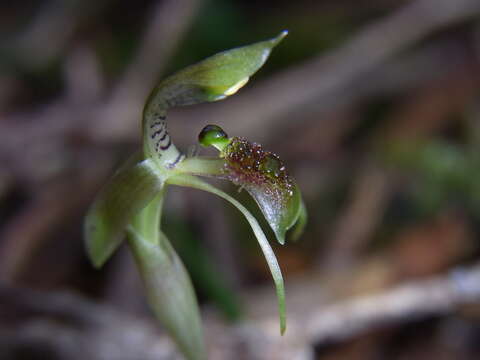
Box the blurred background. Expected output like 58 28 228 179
1 0 480 359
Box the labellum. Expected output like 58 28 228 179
199 125 302 245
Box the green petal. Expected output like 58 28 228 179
166 174 287 335
84 158 163 268
144 31 287 111
127 226 206 360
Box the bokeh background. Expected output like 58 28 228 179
2 0 480 359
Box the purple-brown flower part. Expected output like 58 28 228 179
221 137 300 244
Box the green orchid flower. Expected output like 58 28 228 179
84 31 307 360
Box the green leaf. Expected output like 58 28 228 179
127 225 206 360
166 174 287 335
144 31 288 111
84 158 163 268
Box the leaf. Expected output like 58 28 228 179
84 158 163 268
166 174 287 335
127 225 206 360
144 31 288 111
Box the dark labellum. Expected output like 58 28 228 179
223 137 294 200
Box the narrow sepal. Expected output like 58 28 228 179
127 227 206 360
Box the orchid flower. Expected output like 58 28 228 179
84 31 307 360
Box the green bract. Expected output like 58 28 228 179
84 31 306 360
